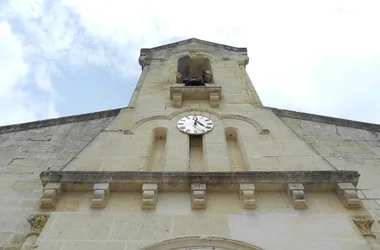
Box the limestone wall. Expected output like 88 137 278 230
279 115 380 237
32 190 369 250
0 116 115 249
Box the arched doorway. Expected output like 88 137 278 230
140 236 265 250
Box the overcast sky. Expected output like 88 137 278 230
1 0 380 126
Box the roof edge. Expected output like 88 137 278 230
0 108 122 135
267 106 380 132
140 38 247 54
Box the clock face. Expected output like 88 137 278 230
177 115 214 135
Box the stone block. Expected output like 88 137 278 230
0 174 21 188
362 189 380 199
239 183 256 209
172 215 230 237
191 183 206 209
41 214 113 240
141 183 158 209
62 241 125 250
337 183 362 209
110 214 172 240
40 182 62 209
287 183 307 209
91 183 110 209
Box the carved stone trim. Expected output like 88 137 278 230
40 182 62 209
191 183 206 209
239 183 256 209
287 183 307 209
337 183 361 209
27 214 49 235
40 170 360 186
142 183 158 209
352 216 375 237
91 183 110 209
209 92 220 108
170 85 222 108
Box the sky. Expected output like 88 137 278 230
0 0 380 126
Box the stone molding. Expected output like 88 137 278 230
140 236 265 250
170 85 222 108
27 214 49 235
191 183 207 209
91 183 110 208
337 183 362 209
287 183 307 209
353 215 375 237
142 183 158 209
140 38 247 55
0 108 121 135
38 171 361 210
40 170 360 187
40 182 62 209
239 183 256 209
269 107 380 132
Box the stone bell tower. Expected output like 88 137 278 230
33 38 377 250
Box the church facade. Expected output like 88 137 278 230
1 38 380 250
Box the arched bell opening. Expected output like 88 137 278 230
177 56 213 85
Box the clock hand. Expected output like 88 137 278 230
195 120 206 127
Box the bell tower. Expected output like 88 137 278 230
62 37 337 173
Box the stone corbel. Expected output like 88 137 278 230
337 183 361 209
27 214 49 235
91 183 110 209
40 182 62 209
173 93 183 108
191 183 206 209
142 183 158 209
239 183 256 209
352 216 380 249
209 92 220 108
287 183 307 209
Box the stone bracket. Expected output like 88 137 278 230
337 183 361 209
191 183 206 209
239 183 256 209
288 183 307 209
170 85 222 108
209 92 220 108
91 183 110 209
40 182 62 209
142 183 158 209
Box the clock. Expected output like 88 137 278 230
177 115 214 135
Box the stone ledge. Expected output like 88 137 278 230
40 170 359 187
0 108 122 135
169 85 222 99
268 107 380 132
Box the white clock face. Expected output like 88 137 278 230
177 115 214 135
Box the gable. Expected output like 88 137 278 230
140 38 247 54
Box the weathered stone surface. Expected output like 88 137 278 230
2 38 380 250
39 170 360 187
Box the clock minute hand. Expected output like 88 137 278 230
195 120 206 127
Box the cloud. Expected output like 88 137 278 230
1 0 380 125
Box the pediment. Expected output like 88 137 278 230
140 38 247 54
